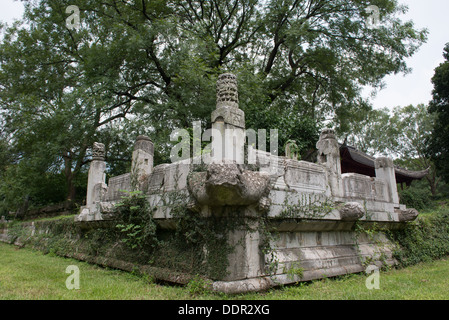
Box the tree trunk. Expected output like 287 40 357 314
63 152 76 204
67 174 76 203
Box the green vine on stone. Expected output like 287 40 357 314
279 192 335 219
114 190 159 250
286 261 304 283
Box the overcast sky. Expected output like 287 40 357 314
363 0 449 110
1 0 448 111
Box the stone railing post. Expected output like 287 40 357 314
211 73 245 163
375 157 399 206
86 142 107 207
132 135 154 182
316 128 343 198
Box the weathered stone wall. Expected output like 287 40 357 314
107 173 132 201
0 217 221 285
342 173 387 202
267 230 395 281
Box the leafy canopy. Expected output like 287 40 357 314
428 43 449 183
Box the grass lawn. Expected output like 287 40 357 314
1 242 449 300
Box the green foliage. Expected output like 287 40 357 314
115 224 144 250
0 165 70 211
114 190 159 251
352 222 393 270
258 217 280 276
345 104 435 160
3 200 251 282
343 104 442 197
428 43 449 183
169 207 248 280
398 186 433 211
392 209 449 267
286 262 304 283
186 274 213 296
284 139 301 160
112 188 260 280
279 193 335 219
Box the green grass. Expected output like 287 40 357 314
0 242 193 300
1 242 449 300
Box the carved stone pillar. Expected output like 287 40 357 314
86 142 107 207
316 129 343 197
375 157 399 206
132 135 154 184
211 73 245 163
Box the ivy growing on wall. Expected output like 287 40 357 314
279 192 335 219
115 190 159 250
108 174 263 280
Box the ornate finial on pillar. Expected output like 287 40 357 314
134 135 154 154
132 135 154 178
85 142 107 215
316 128 339 160
92 142 105 161
211 73 245 163
212 73 244 128
216 73 239 109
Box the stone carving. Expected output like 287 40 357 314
339 202 365 221
216 73 239 109
187 163 271 208
132 135 154 183
397 208 419 222
258 197 271 212
187 171 208 204
211 107 245 128
375 156 400 204
316 128 339 158
134 135 154 154
92 142 105 160
107 173 132 201
316 128 343 197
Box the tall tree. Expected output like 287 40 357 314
0 0 427 208
428 43 449 183
344 104 440 196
